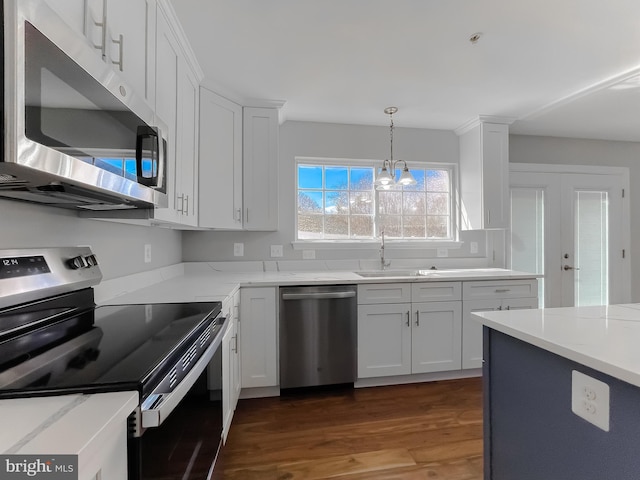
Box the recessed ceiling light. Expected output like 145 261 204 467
469 32 482 44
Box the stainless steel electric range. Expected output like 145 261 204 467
0 247 225 479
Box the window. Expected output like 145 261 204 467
296 159 454 241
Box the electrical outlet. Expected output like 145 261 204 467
470 242 478 254
144 244 152 263
437 247 448 258
270 245 283 257
571 370 610 431
233 243 244 257
302 249 316 260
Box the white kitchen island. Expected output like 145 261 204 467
474 303 640 480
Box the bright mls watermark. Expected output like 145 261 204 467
0 455 77 479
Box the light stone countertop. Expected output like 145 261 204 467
0 391 138 478
98 264 541 305
474 303 640 388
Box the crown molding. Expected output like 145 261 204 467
454 115 516 136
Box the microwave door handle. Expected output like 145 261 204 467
136 126 159 187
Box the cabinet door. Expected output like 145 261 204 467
357 283 411 304
175 58 199 225
357 304 411 378
481 123 509 228
412 301 462 373
105 0 153 104
243 107 279 231
231 291 241 408
221 318 233 443
462 299 501 369
153 7 179 223
45 0 86 34
240 287 278 388
199 88 243 229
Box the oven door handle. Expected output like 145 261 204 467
140 331 223 429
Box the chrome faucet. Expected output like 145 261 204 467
379 230 391 270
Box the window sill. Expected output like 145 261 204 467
291 240 464 250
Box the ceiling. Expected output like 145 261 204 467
170 0 640 141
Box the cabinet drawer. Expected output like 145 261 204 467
463 279 538 300
412 282 461 302
357 283 411 304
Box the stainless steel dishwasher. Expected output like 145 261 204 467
279 285 357 389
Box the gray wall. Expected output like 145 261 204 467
1 201 182 280
183 120 488 263
509 134 638 300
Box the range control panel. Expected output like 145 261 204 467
0 247 102 310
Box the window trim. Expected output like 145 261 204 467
294 156 460 244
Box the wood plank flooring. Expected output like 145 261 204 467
212 377 483 480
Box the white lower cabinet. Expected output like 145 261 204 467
222 307 239 442
357 283 462 379
239 287 278 388
462 280 539 368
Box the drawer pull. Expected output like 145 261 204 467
406 311 410 327
495 288 511 293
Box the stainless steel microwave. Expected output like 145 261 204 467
0 0 168 210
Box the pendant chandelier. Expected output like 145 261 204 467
374 107 417 190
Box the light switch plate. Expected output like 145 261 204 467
270 245 283 257
571 370 610 432
144 244 151 263
233 243 244 257
470 242 478 254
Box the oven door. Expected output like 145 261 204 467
128 339 223 479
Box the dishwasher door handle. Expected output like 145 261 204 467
281 291 356 300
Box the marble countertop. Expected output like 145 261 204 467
474 303 640 388
98 264 540 305
0 391 137 477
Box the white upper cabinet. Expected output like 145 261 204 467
243 107 279 231
45 0 155 106
199 88 243 229
458 118 511 230
153 1 201 226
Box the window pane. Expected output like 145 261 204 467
298 191 323 213
350 167 374 190
378 191 402 215
350 191 373 214
403 216 426 238
427 192 450 215
379 215 402 237
427 170 450 192
403 192 426 215
326 167 348 190
298 165 323 189
325 191 349 214
298 215 323 239
427 216 449 238
351 215 374 238
403 169 425 191
325 215 349 238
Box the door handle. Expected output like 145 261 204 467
281 292 356 300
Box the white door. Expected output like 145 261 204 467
510 166 629 308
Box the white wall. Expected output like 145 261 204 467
510 134 639 301
0 201 182 280
183 120 489 264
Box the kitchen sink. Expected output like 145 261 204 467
355 270 427 278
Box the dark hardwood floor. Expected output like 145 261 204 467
212 377 483 480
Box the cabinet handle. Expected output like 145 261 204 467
235 208 242 222
487 209 491 226
184 195 189 215
246 208 249 223
505 305 510 310
415 310 420 327
112 33 124 71
232 334 238 353
177 194 184 214
86 0 107 58
406 311 410 327
495 289 510 293
497 305 502 310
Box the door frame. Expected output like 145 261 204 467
509 163 631 306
